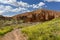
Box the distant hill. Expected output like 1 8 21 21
12 9 60 22
0 15 12 21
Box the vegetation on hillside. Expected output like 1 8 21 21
22 18 60 40
0 20 36 36
0 17 60 40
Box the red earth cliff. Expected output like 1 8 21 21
12 9 60 22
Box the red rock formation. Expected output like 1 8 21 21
12 9 60 22
1 9 60 22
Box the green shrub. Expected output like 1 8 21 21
0 26 13 36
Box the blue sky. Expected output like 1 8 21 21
0 0 60 17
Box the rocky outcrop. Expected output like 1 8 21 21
12 9 60 22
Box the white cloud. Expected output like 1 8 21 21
32 4 38 8
11 7 30 12
38 2 45 7
0 0 29 7
17 1 30 7
0 0 16 3
5 6 12 12
0 5 12 12
0 0 18 6
44 0 60 2
0 5 30 15
0 11 4 15
0 0 45 8
32 2 45 8
0 0 46 16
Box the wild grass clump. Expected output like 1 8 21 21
21 18 60 40
0 26 13 36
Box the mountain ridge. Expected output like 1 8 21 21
0 9 60 22
12 9 60 22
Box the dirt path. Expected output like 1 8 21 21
0 29 28 40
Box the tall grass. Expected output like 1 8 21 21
0 26 13 36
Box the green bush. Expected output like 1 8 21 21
0 26 13 36
22 18 60 40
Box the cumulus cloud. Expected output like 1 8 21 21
0 11 4 15
17 1 30 7
38 2 45 6
32 2 45 8
0 5 31 16
0 0 29 7
0 0 46 16
0 0 18 6
44 0 60 2
11 7 30 12
0 5 12 12
0 5 30 14
0 0 45 8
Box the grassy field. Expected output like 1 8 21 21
21 18 60 40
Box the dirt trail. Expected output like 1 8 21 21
0 29 28 40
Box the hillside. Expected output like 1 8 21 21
0 17 60 40
21 18 60 40
12 9 60 22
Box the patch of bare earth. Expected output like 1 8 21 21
0 29 28 40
